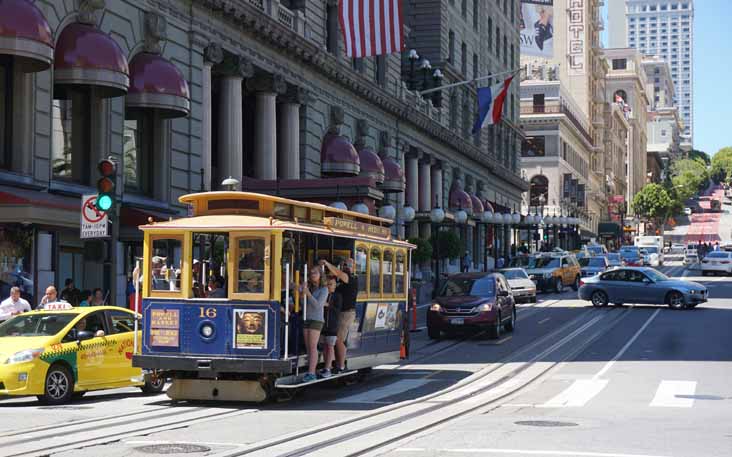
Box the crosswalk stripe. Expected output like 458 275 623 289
649 380 696 408
331 379 431 404
539 379 609 408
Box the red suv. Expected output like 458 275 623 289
427 273 516 340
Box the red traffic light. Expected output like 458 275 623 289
98 159 116 177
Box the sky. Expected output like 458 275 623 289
602 0 732 156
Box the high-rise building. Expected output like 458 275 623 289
608 0 694 147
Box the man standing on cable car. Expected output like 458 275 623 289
321 258 358 373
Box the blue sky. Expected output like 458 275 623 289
602 1 731 156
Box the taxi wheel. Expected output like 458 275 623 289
141 374 166 394
572 276 580 291
39 364 74 405
554 278 564 293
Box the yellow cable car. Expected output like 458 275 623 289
132 192 414 402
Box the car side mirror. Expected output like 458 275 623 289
498 290 509 297
76 330 95 341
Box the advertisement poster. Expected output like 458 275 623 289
374 303 389 329
520 0 554 57
234 309 267 349
149 309 180 347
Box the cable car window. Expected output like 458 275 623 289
150 238 182 292
395 251 406 294
356 245 368 296
383 250 394 295
370 247 381 296
192 233 229 298
237 238 265 294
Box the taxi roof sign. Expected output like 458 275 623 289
43 301 74 311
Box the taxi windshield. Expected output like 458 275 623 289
0 314 75 337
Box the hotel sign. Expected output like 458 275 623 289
324 217 391 239
567 0 586 76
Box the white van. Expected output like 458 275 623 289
634 236 664 266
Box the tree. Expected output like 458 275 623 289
430 230 462 260
711 146 732 183
632 184 674 232
689 149 710 165
408 237 432 264
669 158 708 201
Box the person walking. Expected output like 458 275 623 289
321 258 358 374
0 287 31 321
301 266 327 382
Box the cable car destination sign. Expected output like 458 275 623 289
324 217 391 239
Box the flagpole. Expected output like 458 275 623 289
419 68 521 96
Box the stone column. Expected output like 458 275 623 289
418 155 432 212
202 43 223 190
431 161 443 209
277 87 309 179
405 148 420 238
248 74 287 180
217 54 253 188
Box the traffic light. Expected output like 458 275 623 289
96 158 116 212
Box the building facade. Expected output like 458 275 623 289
642 55 683 175
604 48 651 213
608 0 694 147
0 0 527 306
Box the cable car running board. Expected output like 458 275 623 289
276 370 358 389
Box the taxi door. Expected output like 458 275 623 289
560 257 572 285
71 311 110 387
103 309 140 384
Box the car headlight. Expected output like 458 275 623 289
5 348 44 365
430 303 442 312
472 303 492 313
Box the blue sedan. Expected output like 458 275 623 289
578 267 708 309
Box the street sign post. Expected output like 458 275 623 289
81 194 109 238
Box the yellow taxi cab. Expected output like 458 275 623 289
0 303 163 404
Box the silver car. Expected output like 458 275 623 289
499 268 537 303
578 267 707 309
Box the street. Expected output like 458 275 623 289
1 259 730 457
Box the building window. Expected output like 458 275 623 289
352 57 364 73
374 55 386 86
488 18 493 50
473 53 478 79
612 58 627 70
461 42 468 75
461 0 467 18
496 26 500 57
449 30 455 63
52 91 92 184
123 114 154 196
473 0 479 29
326 0 339 54
0 57 10 170
529 175 549 206
522 136 546 157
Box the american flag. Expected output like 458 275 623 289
339 0 405 58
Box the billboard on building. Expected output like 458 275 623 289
520 0 554 58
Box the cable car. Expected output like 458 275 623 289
132 192 414 402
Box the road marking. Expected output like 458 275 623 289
649 380 697 408
539 379 609 408
592 308 661 380
331 379 432 404
397 448 673 457
538 318 551 324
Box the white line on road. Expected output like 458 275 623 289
649 380 697 408
331 379 432 404
592 308 661 380
539 379 609 408
396 447 673 457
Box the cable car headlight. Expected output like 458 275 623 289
200 323 215 339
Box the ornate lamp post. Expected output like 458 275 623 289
430 198 446 292
432 69 444 107
420 58 432 92
407 49 419 90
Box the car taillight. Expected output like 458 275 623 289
579 279 585 287
722 261 730 264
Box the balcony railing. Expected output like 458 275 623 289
521 104 594 146
243 0 305 36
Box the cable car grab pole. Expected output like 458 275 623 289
284 263 290 360
133 259 140 354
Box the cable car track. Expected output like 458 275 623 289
212 305 634 457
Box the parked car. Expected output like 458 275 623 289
641 246 661 267
498 268 537 303
0 304 164 404
619 246 643 267
578 267 707 309
584 244 608 257
508 256 531 269
427 273 516 340
606 253 624 267
700 251 732 275
525 254 581 293
579 256 609 277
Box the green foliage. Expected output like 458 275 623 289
408 237 432 264
711 146 732 183
632 183 674 223
430 230 462 260
689 149 710 165
669 158 708 201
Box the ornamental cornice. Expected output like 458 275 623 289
194 0 528 192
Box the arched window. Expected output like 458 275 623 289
529 175 549 206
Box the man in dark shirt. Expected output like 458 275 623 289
321 257 358 373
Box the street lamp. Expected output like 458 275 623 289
432 69 444 107
378 204 396 220
480 210 494 271
221 176 240 191
407 49 419 90
420 58 432 92
430 199 446 292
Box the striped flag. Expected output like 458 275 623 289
472 77 514 133
339 0 405 58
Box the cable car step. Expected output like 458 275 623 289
275 370 357 389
